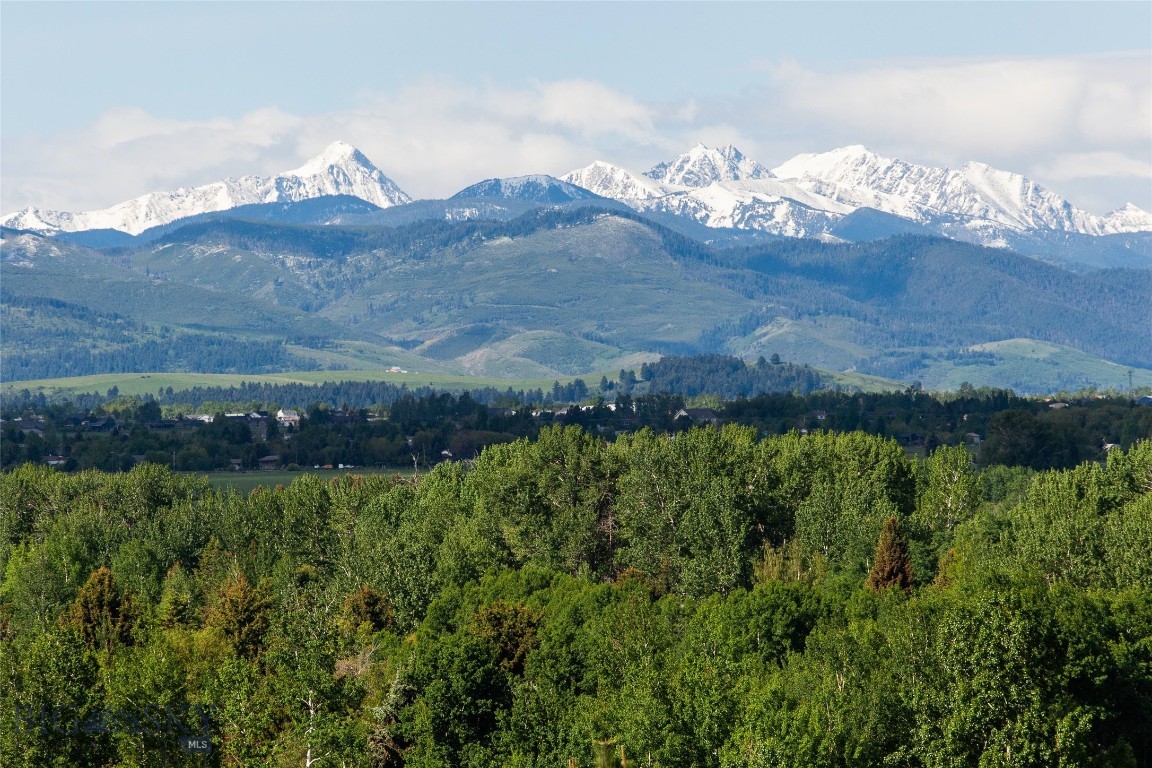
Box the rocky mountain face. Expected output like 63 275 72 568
644 143 774 186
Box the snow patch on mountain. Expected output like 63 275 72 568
451 175 604 203
562 162 676 200
631 182 846 237
0 141 411 236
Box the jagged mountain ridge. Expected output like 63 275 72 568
0 141 411 236
563 144 1152 252
645 143 774 186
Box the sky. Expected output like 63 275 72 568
2 1 1150 216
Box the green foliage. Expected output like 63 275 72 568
0 434 1149 767
613 425 769 596
203 569 271 660
767 430 916 573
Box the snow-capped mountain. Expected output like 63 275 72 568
451 175 606 204
562 143 1152 247
0 141 411 236
1100 203 1152 233
772 145 1122 235
645 143 773 186
5 139 1149 261
562 162 674 201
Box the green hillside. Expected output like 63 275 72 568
4 210 1150 392
919 339 1152 393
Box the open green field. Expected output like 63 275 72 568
918 339 1152 394
194 467 414 494
3 366 908 400
0 369 601 399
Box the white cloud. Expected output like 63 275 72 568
751 54 1151 210
1038 151 1152 180
1 79 665 212
764 54 1150 155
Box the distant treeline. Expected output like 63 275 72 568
3 335 318 381
5 379 1151 474
3 355 834 414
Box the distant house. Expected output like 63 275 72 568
258 454 281 470
813 410 828 422
964 432 983 446
675 408 721 425
42 455 67 467
12 416 47 437
276 409 301 428
1048 402 1069 410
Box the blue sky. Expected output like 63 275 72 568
3 1 1150 214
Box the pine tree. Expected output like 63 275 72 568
205 569 271 660
69 566 136 655
866 515 913 593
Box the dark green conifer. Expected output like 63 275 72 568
69 566 136 654
866 515 913 593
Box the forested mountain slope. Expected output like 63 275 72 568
3 206 1150 390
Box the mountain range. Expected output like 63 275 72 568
2 142 1151 394
5 141 1150 260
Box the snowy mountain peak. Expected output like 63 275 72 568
289 140 370 176
0 142 411 236
1101 203 1152 232
563 161 675 200
645 143 773 187
770 145 891 181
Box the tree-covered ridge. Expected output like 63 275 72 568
2 429 1150 766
